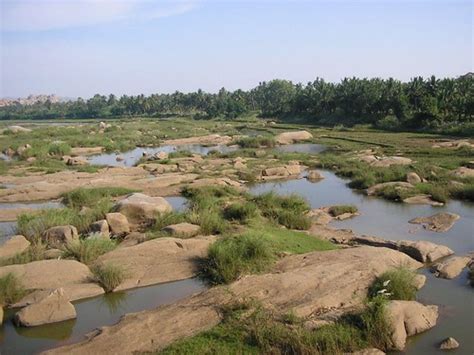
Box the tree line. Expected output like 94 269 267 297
1 75 473 132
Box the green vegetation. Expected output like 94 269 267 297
327 205 358 217
61 187 137 208
236 136 276 148
0 242 47 266
223 202 258 223
91 263 126 293
0 273 28 305
146 211 188 239
63 238 117 264
369 268 418 301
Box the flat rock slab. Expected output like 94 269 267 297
45 246 422 355
432 256 471 279
162 134 232 146
161 223 201 238
97 236 215 291
275 131 313 145
403 195 444 206
0 235 30 259
409 212 460 232
0 260 104 303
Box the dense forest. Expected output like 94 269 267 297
1 75 473 133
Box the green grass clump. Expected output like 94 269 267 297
236 136 276 148
201 233 274 284
0 242 47 266
360 296 393 350
146 211 188 239
188 208 229 235
63 238 117 264
368 267 418 301
48 142 71 156
91 263 126 293
0 273 28 305
450 181 474 202
61 187 137 208
327 205 358 217
414 183 449 203
223 202 259 223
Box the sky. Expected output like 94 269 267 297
0 0 472 98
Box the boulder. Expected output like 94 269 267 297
14 288 76 327
70 147 104 156
275 131 313 145
432 256 471 279
153 151 169 160
285 164 302 175
96 236 215 291
366 182 413 196
0 235 30 259
16 144 31 156
453 167 474 178
6 125 31 133
105 213 130 235
233 161 247 170
439 337 459 350
409 212 460 232
90 219 110 238
45 246 421 355
0 260 104 304
348 349 385 355
413 274 427 290
371 156 412 168
403 195 444 206
113 193 172 227
397 240 454 263
118 232 146 248
386 300 438 351
406 172 422 184
307 170 324 181
262 167 289 177
161 223 200 238
307 209 333 225
43 248 63 259
66 156 89 166
42 225 79 247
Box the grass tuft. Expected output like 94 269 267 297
63 238 117 264
327 205 358 217
0 273 28 305
368 267 418 301
91 263 126 293
61 187 137 208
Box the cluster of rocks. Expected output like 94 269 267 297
432 139 474 149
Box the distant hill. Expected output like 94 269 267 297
0 94 62 107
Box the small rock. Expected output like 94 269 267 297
14 288 77 327
347 349 385 355
307 170 324 181
106 213 130 235
116 155 124 162
432 256 471 279
403 195 444 206
161 223 201 238
42 225 79 247
66 156 89 166
26 157 36 162
0 235 30 259
397 240 454 263
307 209 333 225
90 219 110 238
439 337 460 350
406 172 422 184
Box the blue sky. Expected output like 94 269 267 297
1 0 472 98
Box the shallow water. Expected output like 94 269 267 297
250 170 474 354
274 143 326 154
88 144 238 167
0 278 206 355
164 196 188 212
0 201 63 211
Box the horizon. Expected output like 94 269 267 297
1 0 472 98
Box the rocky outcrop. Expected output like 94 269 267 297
14 288 76 327
275 131 313 145
366 182 413 196
386 300 438 351
406 172 421 184
409 212 460 232
0 260 104 304
96 236 215 291
162 223 200 238
307 209 333 225
432 256 471 279
0 235 30 259
105 213 130 235
45 246 421 355
113 193 172 227
439 337 459 350
42 225 79 247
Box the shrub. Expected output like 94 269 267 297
236 136 276 148
61 187 136 208
360 296 392 350
0 273 28 305
223 202 258 223
48 143 71 156
189 207 228 235
327 205 358 217
368 267 418 301
91 263 126 293
63 238 117 264
201 233 274 284
149 211 187 232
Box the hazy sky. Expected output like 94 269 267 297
1 0 472 98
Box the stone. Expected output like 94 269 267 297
163 134 232 146
371 156 412 168
432 256 471 279
26 157 36 162
90 219 110 238
105 213 130 235
233 161 247 170
307 170 324 181
0 235 30 259
307 209 333 225
96 236 215 291
403 195 444 206
453 167 474 178
154 151 169 160
409 212 460 232
275 130 313 145
285 164 302 175
397 240 454 263
6 125 31 133
406 172 422 184
70 147 104 156
413 274 427 290
262 167 289 177
66 156 89 166
161 223 201 238
0 260 104 304
439 337 459 350
347 349 385 355
16 144 31 156
386 300 438 351
118 232 146 248
99 121 107 129
116 155 124 162
366 182 413 196
113 193 172 227
14 288 76 327
42 225 79 247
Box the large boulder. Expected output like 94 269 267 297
105 213 130 235
96 236 215 291
89 219 110 238
386 300 438 351
406 172 422 184
42 225 79 247
14 288 76 327
161 223 200 238
396 240 454 263
432 256 471 279
0 260 104 304
409 212 460 232
113 193 172 227
0 235 30 259
45 246 422 355
275 131 313 145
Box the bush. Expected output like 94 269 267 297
48 143 71 156
61 187 136 208
223 202 258 223
201 233 274 284
369 267 418 301
360 296 392 350
0 273 28 305
189 207 228 235
91 263 126 292
63 238 117 264
327 205 358 217
376 115 401 131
